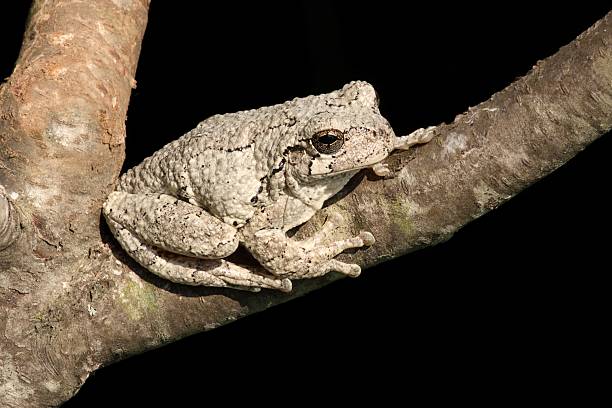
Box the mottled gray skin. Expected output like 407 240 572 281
103 81 433 292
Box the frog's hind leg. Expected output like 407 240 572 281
107 218 291 292
104 191 239 259
103 191 292 291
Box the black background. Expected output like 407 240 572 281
1 3 609 405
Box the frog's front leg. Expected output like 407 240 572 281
372 126 437 177
241 207 374 281
103 192 291 292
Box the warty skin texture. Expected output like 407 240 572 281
103 81 433 291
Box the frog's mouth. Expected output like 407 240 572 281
308 150 389 178
308 163 385 180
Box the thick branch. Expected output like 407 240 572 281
0 1 149 406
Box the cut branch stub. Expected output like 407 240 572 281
0 188 20 251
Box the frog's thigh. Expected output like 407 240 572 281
103 191 238 259
107 219 291 292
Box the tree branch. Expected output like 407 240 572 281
0 0 149 406
0 4 610 407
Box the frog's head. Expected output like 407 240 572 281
288 81 397 182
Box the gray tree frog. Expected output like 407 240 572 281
103 81 434 292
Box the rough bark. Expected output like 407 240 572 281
0 1 149 406
0 2 610 406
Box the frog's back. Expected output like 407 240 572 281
116 92 327 225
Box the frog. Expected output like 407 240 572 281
103 81 434 292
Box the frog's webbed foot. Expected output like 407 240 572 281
252 213 374 280
297 213 374 278
301 212 347 248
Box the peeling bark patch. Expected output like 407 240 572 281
111 0 136 10
25 184 61 211
45 117 91 149
49 32 74 46
443 132 468 157
43 379 61 393
499 148 530 172
473 182 506 211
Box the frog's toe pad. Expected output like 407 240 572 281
358 231 375 246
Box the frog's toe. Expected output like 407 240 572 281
372 163 391 177
325 212 344 226
325 259 361 278
358 231 375 246
279 278 293 293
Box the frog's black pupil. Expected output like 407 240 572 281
312 130 344 154
318 134 338 145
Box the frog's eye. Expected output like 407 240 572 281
312 129 345 155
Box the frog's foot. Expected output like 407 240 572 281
292 212 376 279
394 126 436 150
109 219 291 292
372 163 391 177
253 214 374 281
302 212 347 248
292 230 374 279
